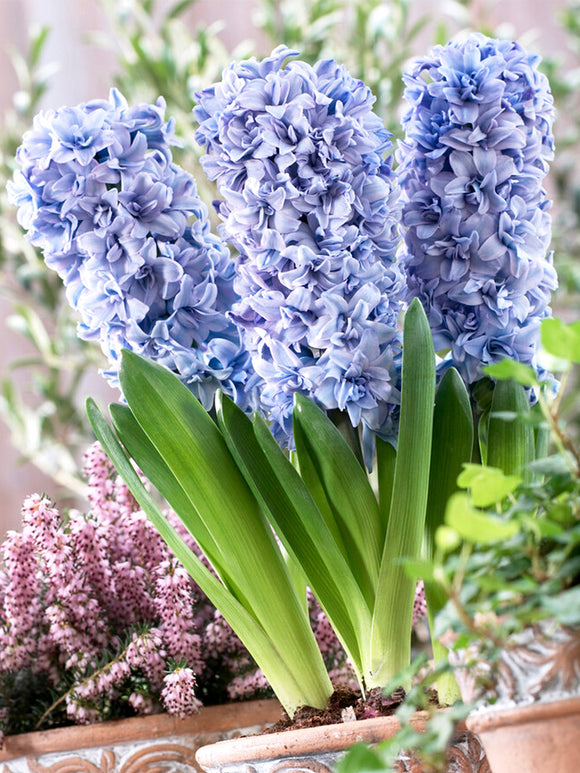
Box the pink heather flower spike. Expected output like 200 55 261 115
161 668 202 718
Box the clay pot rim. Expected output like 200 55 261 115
195 711 430 768
0 699 282 762
466 695 580 734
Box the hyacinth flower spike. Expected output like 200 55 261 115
193 46 405 449
398 34 557 701
8 88 259 412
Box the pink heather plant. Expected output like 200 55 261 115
0 444 208 733
0 442 364 737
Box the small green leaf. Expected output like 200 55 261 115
526 454 570 477
519 514 563 539
477 575 537 594
457 463 521 507
9 305 53 355
30 26 50 67
337 743 385 773
541 318 580 363
435 525 461 554
445 493 519 543
483 359 539 387
167 0 197 20
489 410 545 427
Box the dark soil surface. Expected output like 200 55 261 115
266 686 406 732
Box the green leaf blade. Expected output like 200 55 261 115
425 368 474 556
293 394 383 604
487 380 535 480
376 437 396 533
370 298 436 686
217 392 372 684
110 403 228 583
422 367 473 705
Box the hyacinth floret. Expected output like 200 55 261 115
8 89 258 410
398 33 557 385
194 46 406 442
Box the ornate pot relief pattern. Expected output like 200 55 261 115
0 701 282 773
495 623 580 706
454 622 580 708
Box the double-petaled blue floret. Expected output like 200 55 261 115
194 47 405 441
8 89 258 410
398 34 557 384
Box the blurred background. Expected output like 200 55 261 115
1 0 579 539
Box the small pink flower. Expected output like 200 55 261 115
413 580 427 624
128 691 157 714
161 668 202 718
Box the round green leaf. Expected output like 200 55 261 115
445 492 519 543
457 463 521 507
435 525 461 554
541 318 580 363
483 359 539 387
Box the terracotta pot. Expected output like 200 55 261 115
195 713 490 773
458 623 580 772
0 699 282 773
466 696 580 773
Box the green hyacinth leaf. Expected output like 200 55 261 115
422 367 472 705
425 368 473 556
375 437 396 536
293 393 382 605
370 298 436 686
487 379 535 480
116 351 332 712
216 391 372 684
110 402 226 575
